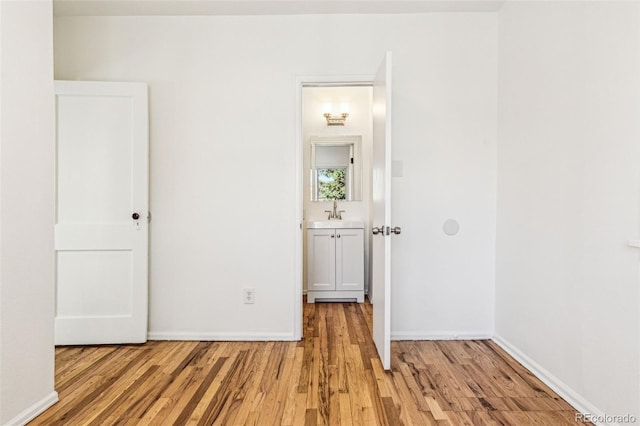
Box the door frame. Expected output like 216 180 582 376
294 75 374 340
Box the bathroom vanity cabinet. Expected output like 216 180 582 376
306 222 364 303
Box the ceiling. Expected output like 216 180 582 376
53 0 505 16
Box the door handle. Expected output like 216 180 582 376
373 226 401 235
132 212 140 220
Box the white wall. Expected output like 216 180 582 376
54 12 498 339
496 1 640 420
0 1 57 424
302 86 372 292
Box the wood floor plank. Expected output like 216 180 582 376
390 370 431 425
178 355 229 425
256 344 297 425
116 342 196 422
32 299 591 425
290 390 309 426
381 396 402 425
54 346 119 392
38 347 151 425
209 348 263 425
147 344 225 426
137 366 196 425
229 343 272 425
97 365 161 425
305 408 318 426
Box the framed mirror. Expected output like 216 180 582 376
310 135 362 201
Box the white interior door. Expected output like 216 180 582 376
371 52 393 370
54 81 149 345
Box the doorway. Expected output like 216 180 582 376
300 84 374 312
294 53 393 371
294 78 375 341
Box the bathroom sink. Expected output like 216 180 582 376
307 220 364 229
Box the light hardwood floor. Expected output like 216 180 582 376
32 300 588 425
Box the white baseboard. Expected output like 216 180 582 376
391 331 493 341
492 335 617 426
4 391 58 426
303 290 368 297
147 331 296 341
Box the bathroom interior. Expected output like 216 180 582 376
301 85 373 306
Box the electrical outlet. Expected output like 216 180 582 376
243 288 255 304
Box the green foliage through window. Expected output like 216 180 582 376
317 168 346 201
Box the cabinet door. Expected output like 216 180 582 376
335 229 364 291
307 229 336 291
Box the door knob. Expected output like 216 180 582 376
372 227 383 235
390 226 401 235
132 212 140 220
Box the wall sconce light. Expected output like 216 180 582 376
323 102 349 126
324 112 349 126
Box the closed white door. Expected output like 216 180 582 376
54 81 149 345
371 52 393 370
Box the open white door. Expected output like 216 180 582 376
54 81 149 345
372 52 393 370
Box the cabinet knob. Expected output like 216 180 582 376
372 227 383 235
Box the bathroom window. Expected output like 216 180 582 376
310 138 361 202
316 167 347 201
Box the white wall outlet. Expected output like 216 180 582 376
243 288 255 304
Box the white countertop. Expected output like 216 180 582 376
307 220 365 229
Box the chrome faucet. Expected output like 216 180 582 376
333 200 340 220
324 201 345 220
